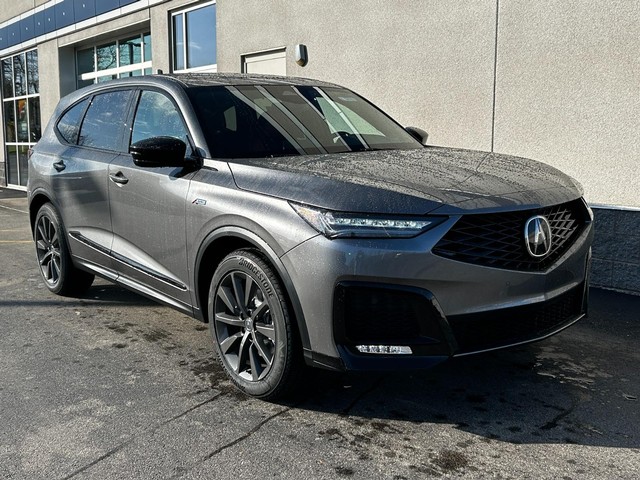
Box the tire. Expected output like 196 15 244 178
34 203 94 296
208 249 300 400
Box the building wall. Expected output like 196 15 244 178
218 0 497 153
592 207 640 294
494 1 639 209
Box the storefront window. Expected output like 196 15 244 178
2 49 40 189
172 1 217 73
76 32 152 88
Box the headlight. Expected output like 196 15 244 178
291 203 446 239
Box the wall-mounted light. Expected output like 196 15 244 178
295 44 308 67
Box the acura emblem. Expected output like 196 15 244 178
524 215 552 257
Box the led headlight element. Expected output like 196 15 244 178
291 203 445 238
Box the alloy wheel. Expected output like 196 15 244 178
35 214 62 287
213 271 277 382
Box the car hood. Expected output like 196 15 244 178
227 147 582 214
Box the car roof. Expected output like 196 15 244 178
53 73 345 119
164 72 341 88
72 72 342 92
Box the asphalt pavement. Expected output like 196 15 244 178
1 190 638 479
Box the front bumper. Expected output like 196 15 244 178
280 211 593 371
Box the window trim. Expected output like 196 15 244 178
171 1 217 74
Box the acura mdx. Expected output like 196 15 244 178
28 74 593 399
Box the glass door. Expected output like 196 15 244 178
2 49 40 189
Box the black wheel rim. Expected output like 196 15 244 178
214 271 277 381
35 214 62 287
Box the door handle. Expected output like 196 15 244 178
53 160 66 172
109 171 129 185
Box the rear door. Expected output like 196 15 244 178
107 89 196 310
53 90 134 274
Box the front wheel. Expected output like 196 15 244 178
208 249 299 400
34 203 94 296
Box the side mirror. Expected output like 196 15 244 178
405 126 429 146
129 136 187 168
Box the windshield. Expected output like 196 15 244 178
186 85 422 158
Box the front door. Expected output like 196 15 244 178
108 89 195 310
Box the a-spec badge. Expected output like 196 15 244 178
524 215 552 258
192 198 207 206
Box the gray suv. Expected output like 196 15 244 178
28 74 593 399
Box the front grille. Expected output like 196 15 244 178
448 284 585 355
432 199 588 271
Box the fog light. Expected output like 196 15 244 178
355 345 412 355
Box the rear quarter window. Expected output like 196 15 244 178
56 99 89 144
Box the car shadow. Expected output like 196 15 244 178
82 284 637 450
288 288 640 449
0 282 159 308
22 279 636 450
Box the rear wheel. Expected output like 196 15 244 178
34 203 94 296
208 249 299 400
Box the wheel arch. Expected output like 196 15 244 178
29 190 54 236
194 227 311 351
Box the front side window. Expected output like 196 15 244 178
78 90 133 151
131 90 192 155
76 32 152 89
1 49 40 188
187 85 421 158
172 1 217 72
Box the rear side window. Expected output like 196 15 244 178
78 90 133 151
57 99 89 144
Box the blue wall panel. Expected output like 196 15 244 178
34 10 46 37
7 22 21 48
0 0 142 50
96 0 120 15
20 17 35 43
0 28 7 50
43 7 57 34
55 0 75 29
74 0 97 23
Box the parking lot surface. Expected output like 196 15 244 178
1 191 639 479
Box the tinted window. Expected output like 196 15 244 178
57 99 89 144
187 85 420 158
131 90 191 155
78 90 132 150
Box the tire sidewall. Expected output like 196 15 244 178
208 251 291 398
